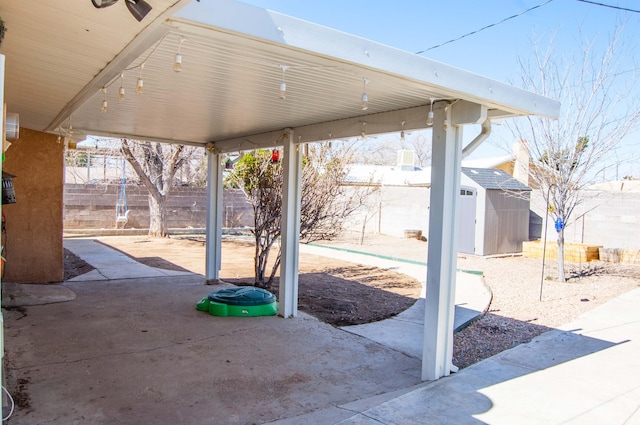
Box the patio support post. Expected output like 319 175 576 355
205 146 223 283
279 129 301 318
422 101 486 381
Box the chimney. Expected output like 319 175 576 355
513 140 530 185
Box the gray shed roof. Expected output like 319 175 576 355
462 167 531 191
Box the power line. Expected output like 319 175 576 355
576 0 640 13
415 0 555 55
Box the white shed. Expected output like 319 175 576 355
460 167 532 256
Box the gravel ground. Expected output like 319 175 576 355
321 232 640 368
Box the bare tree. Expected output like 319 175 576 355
343 131 432 167
120 139 202 237
227 144 376 289
508 28 640 281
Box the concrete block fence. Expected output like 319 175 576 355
63 184 253 230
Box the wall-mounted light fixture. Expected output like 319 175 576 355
91 0 152 22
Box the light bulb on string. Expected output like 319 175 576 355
100 87 108 112
427 98 435 126
136 63 145 94
361 77 370 111
400 121 406 142
118 73 126 100
279 64 289 99
173 37 185 73
361 122 367 139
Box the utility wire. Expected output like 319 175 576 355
415 0 555 54
576 0 640 13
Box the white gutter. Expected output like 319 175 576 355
462 119 492 159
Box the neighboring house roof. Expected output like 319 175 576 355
345 164 431 186
461 153 515 169
462 167 531 191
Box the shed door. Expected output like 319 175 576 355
457 187 476 254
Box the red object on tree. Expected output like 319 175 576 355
271 149 280 163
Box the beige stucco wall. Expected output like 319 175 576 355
3 128 64 283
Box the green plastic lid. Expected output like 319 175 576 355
208 287 276 306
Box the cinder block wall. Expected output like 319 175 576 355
530 190 640 250
64 185 253 230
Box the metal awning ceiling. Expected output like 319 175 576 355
1 0 559 152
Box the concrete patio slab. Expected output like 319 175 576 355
2 275 423 424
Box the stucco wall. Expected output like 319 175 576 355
341 186 430 238
3 128 64 283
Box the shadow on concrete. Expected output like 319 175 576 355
339 320 626 424
94 240 192 274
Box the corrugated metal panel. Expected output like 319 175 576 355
68 18 453 144
483 190 531 255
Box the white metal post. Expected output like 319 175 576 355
205 147 223 283
422 104 463 381
279 130 301 318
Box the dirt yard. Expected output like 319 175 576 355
65 235 422 327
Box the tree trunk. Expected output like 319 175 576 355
148 194 168 237
557 231 566 282
254 233 271 288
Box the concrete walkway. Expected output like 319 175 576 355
300 244 492 359
64 238 194 281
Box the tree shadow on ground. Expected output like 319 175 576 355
224 268 420 326
454 311 555 369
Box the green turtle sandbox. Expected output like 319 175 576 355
197 287 277 317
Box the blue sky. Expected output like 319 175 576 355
240 0 640 179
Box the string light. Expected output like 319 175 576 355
100 87 108 112
361 122 367 139
400 121 406 142
118 73 126 100
361 77 370 110
82 32 411 132
136 63 145 94
279 64 289 99
427 98 435 126
173 37 185 73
